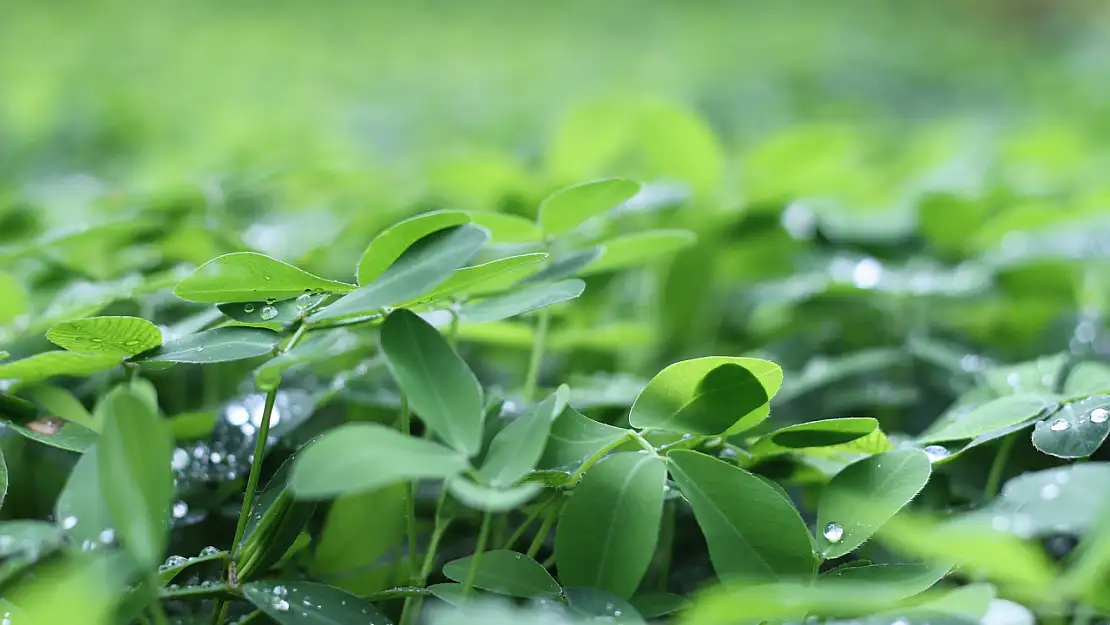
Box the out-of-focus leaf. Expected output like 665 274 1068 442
919 395 1051 443
460 279 585 324
538 178 641 237
467 211 543 243
965 463 1110 538
55 446 113 549
411 253 547 304
447 478 544 512
0 352 120 386
582 229 696 275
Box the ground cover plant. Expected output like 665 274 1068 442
5 2 1110 624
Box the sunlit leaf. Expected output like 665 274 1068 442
173 251 355 303
0 352 120 386
46 316 162 357
411 253 548 305
749 418 879 456
538 178 641 237
357 209 471 285
467 211 544 243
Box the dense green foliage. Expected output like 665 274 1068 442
3 1 1110 624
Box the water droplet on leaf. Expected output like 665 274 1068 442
1050 418 1070 431
823 522 844 543
922 445 949 463
244 303 255 313
260 306 278 321
1041 484 1060 500
295 293 313 310
1091 408 1108 424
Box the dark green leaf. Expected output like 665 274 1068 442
764 418 879 449
538 178 640 237
97 388 173 569
629 357 782 435
1031 395 1110 459
243 580 393 624
460 279 585 324
218 293 326 324
311 224 490 322
46 316 162 357
238 459 317 581
254 332 343 391
357 210 470 284
668 450 815 582
538 406 629 471
173 251 355 303
582 229 696 275
479 386 567 486
380 309 484 455
289 423 469 500
442 550 560 598
132 327 280 364
2 412 99 453
555 451 666 598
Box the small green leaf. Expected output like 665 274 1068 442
1031 396 1110 459
159 549 227 585
630 592 691 618
555 451 666 598
538 406 629 471
380 309 484 456
467 211 544 243
97 388 173 569
479 386 567 486
629 357 782 435
243 580 393 624
173 252 355 303
538 178 641 237
817 449 933 558
750 418 878 456
410 253 548 304
460 279 586 324
46 316 162 357
442 550 560 598
0 352 120 386
357 210 470 284
668 450 815 582
920 395 1051 443
55 446 113 547
310 224 490 323
447 477 543 512
520 248 603 284
132 327 280 364
289 423 469 500
582 229 697 275
217 294 326 324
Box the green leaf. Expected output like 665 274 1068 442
410 253 548 305
555 451 666 598
447 477 544 512
45 316 162 357
254 332 342 391
159 549 227 585
668 450 815 582
132 327 280 364
0 272 28 325
1031 395 1110 459
217 294 326 324
380 309 484 456
357 210 471 284
479 386 567 486
817 449 933 558
442 550 560 598
19 384 97 431
0 446 7 513
1 410 99 453
629 357 782 435
0 352 120 386
310 485 407 587
309 224 490 323
821 561 952 600
538 406 629 471
582 229 697 275
289 423 469 500
97 388 173 569
460 279 585 324
919 395 1051 443
630 592 691 618
237 462 317 582
749 418 878 456
913 583 996 620
0 520 66 559
538 178 641 237
243 580 393 624
968 463 1110 538
55 446 113 547
173 251 355 303
565 587 646 624
467 211 544 243
519 248 603 284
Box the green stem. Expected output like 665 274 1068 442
147 574 171 625
400 397 419 581
523 309 550 403
401 488 453 625
463 511 493 596
985 433 1018 498
526 506 558 559
570 430 636 482
655 500 675 591
503 498 551 550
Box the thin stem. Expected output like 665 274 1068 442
399 397 419 585
147 573 171 625
985 433 1018 499
523 309 550 403
401 487 453 625
463 511 493 596
231 388 278 550
655 500 676 591
526 506 558 559
570 430 635 482
632 431 661 456
503 499 551 550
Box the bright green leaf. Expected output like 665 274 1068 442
519 248 603 284
0 352 120 386
46 316 162 357
460 279 585 324
479 386 567 486
538 178 641 237
582 229 697 275
289 423 469 500
919 395 1051 443
631 592 691 618
357 210 471 285
132 327 280 364
555 452 666 598
0 272 28 325
1031 395 1110 459
411 253 548 305
668 450 815 582
629 357 782 435
380 309 484 456
442 550 560 598
173 251 355 303
243 580 392 624
467 211 544 243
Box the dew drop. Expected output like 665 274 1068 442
822 522 844 543
263 275 273 281
295 293 313 310
172 501 189 519
61 515 78 530
171 448 190 470
991 516 1011 532
1050 418 1070 431
260 306 279 321
199 545 220 557
195 346 204 352
244 303 256 313
164 555 188 568
922 445 949 463
273 599 290 612
1091 408 1109 424
1041 483 1061 501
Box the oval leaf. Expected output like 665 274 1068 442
357 210 470 285
408 253 548 306
817 449 933 558
289 423 469 500
55 446 113 547
380 309 484 456
132 327 280 364
538 406 629 471
629 357 782 435
468 211 544 243
173 252 355 303
218 294 326 324
243 580 392 624
582 229 697 275
0 352 120 386
447 477 543 512
98 388 173 569
460 279 586 324
538 178 641 237
442 550 560 598
46 316 162 357
920 394 1051 443
555 451 666 598
970 463 1110 538
668 450 815 582
1031 395 1110 459
750 418 879 456
310 224 490 323
479 386 567 486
